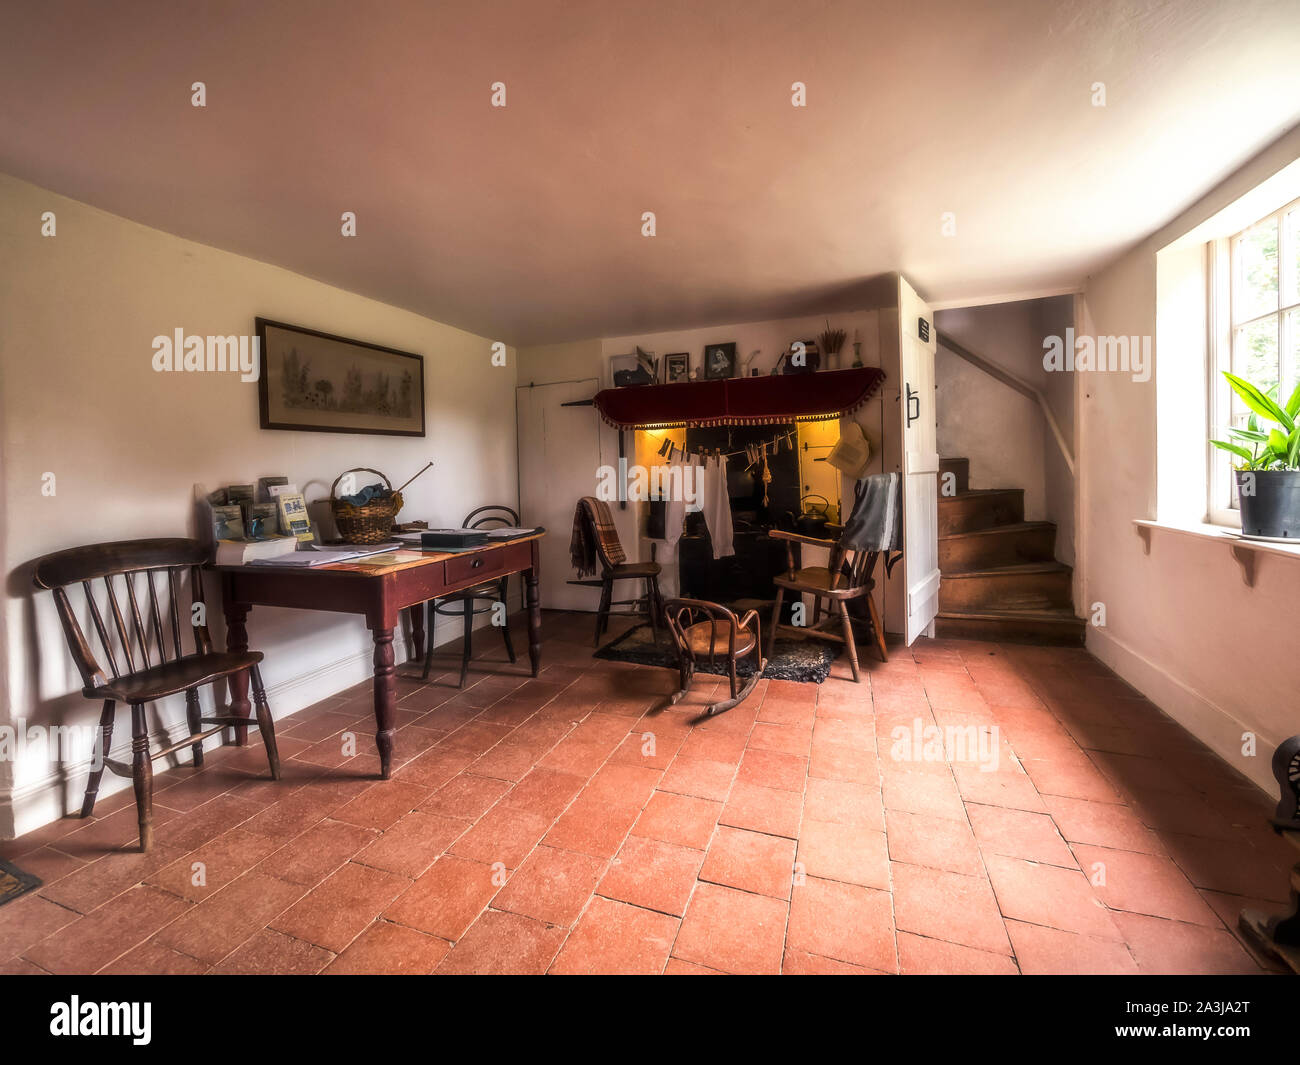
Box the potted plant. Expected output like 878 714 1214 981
1210 372 1300 538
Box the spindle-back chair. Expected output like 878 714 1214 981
423 505 523 688
767 529 888 682
33 538 281 850
571 496 665 646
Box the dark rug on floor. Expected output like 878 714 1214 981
595 623 836 683
0 858 41 907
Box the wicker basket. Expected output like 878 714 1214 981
330 468 402 544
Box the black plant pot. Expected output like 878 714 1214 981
1235 469 1300 538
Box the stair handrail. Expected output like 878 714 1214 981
936 332 1075 476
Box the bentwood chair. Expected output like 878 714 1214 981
422 505 522 688
767 529 888 682
33 538 281 851
571 496 665 646
663 598 766 716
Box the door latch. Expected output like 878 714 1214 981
906 384 921 428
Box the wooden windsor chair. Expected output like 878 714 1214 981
767 529 888 682
33 538 282 851
571 496 665 646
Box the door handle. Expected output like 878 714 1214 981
906 384 921 428
472 558 484 569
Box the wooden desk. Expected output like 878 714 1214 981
215 534 544 779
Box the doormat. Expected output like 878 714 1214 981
595 624 836 683
0 858 42 907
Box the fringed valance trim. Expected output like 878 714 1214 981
591 367 886 430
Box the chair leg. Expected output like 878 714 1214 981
766 589 784 658
184 688 204 768
249 664 281 780
645 578 659 642
594 578 612 646
497 579 517 664
80 699 115 818
130 704 153 852
421 599 437 680
866 592 889 663
838 600 862 683
459 598 473 689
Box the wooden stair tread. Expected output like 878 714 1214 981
940 521 1056 541
941 561 1071 579
937 606 1082 622
941 488 1022 499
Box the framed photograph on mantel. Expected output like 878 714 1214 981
664 352 689 383
256 317 425 436
703 342 737 380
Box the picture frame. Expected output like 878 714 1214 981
702 342 737 380
256 317 425 436
609 353 654 387
664 352 690 383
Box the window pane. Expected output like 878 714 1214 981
1286 208 1300 307
1235 218 1278 322
1232 316 1279 420
1284 306 1300 410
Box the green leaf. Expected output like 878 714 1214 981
1289 427 1300 468
1211 439 1254 464
1268 428 1289 453
1223 372 1295 432
1229 427 1268 442
1286 380 1300 420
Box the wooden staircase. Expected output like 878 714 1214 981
934 457 1085 645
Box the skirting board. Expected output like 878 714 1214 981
1085 625 1276 797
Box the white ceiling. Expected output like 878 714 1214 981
2 0 1299 346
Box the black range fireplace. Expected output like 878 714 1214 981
677 423 802 606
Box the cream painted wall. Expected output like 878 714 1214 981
0 173 518 836
1078 128 1300 795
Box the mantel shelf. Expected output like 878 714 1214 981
1133 518 1300 588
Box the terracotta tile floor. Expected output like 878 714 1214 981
1 610 1293 975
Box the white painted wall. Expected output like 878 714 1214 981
1078 128 1300 795
0 173 518 836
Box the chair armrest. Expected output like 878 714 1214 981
770 529 837 548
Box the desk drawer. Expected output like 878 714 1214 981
445 549 508 588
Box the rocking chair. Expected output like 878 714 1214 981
663 598 766 716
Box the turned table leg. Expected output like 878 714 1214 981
525 569 542 677
223 596 252 746
371 625 397 779
407 604 425 664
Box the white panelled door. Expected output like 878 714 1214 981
516 379 603 611
898 277 941 644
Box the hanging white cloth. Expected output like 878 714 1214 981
660 453 693 547
699 453 735 559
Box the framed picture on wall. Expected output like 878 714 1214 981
702 342 736 380
256 317 425 436
664 352 689 383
